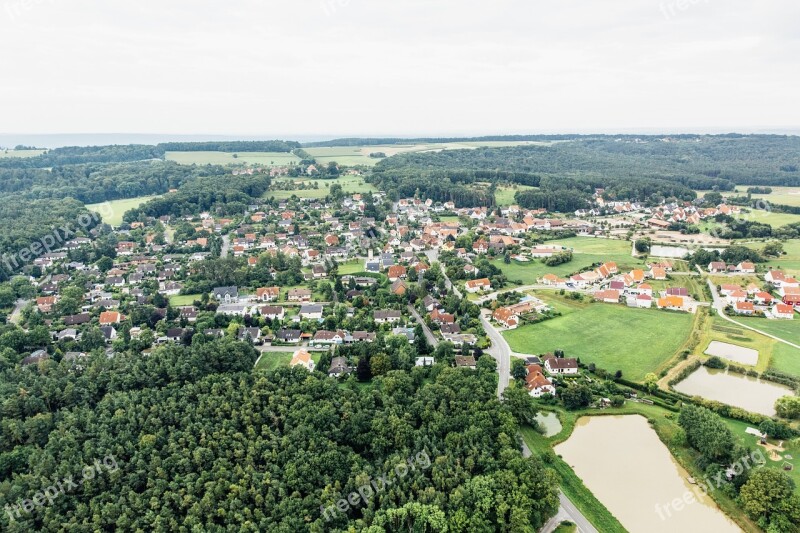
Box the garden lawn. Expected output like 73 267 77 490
169 294 202 306
503 299 693 381
254 351 302 372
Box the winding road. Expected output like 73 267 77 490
480 311 597 533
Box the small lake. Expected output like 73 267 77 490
704 341 759 366
673 366 794 416
534 411 562 437
555 415 740 533
650 245 691 258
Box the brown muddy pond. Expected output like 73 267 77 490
673 366 793 416
555 415 740 533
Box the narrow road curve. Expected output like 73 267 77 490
407 304 439 347
220 234 231 257
480 313 511 399
10 299 29 325
706 279 800 350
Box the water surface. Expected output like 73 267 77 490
555 415 740 533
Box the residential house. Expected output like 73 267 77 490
290 349 315 371
299 304 324 320
374 310 402 324
525 364 556 397
288 288 312 302
328 356 352 377
260 305 285 320
544 356 579 375
256 286 280 302
454 356 477 369
464 278 492 293
771 303 794 319
212 286 239 303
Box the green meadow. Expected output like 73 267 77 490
503 292 694 381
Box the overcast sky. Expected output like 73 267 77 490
1 0 798 137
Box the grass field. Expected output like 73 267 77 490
337 260 367 275
165 151 301 166
264 174 377 200
493 237 643 285
725 186 800 208
727 316 800 376
737 209 800 228
494 184 536 206
254 351 321 372
759 239 800 275
0 149 46 158
169 294 202 306
503 292 694 381
86 195 160 226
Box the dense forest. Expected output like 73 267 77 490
0 197 98 280
0 161 226 204
370 135 800 209
124 172 272 220
0 145 164 168
157 140 300 152
0 340 558 531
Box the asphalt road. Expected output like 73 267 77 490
706 278 800 350
407 304 439 347
9 299 28 325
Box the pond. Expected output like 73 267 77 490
650 245 691 258
555 415 740 533
673 366 793 416
534 411 562 437
704 341 759 366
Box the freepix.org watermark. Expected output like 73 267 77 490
4 454 119 522
0 202 111 273
321 449 431 522
654 449 765 520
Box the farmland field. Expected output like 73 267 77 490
86 195 160 226
758 239 800 275
0 149 46 158
493 237 644 285
264 174 377 200
165 151 301 166
503 292 694 381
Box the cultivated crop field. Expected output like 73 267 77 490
165 151 301 166
503 292 694 381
